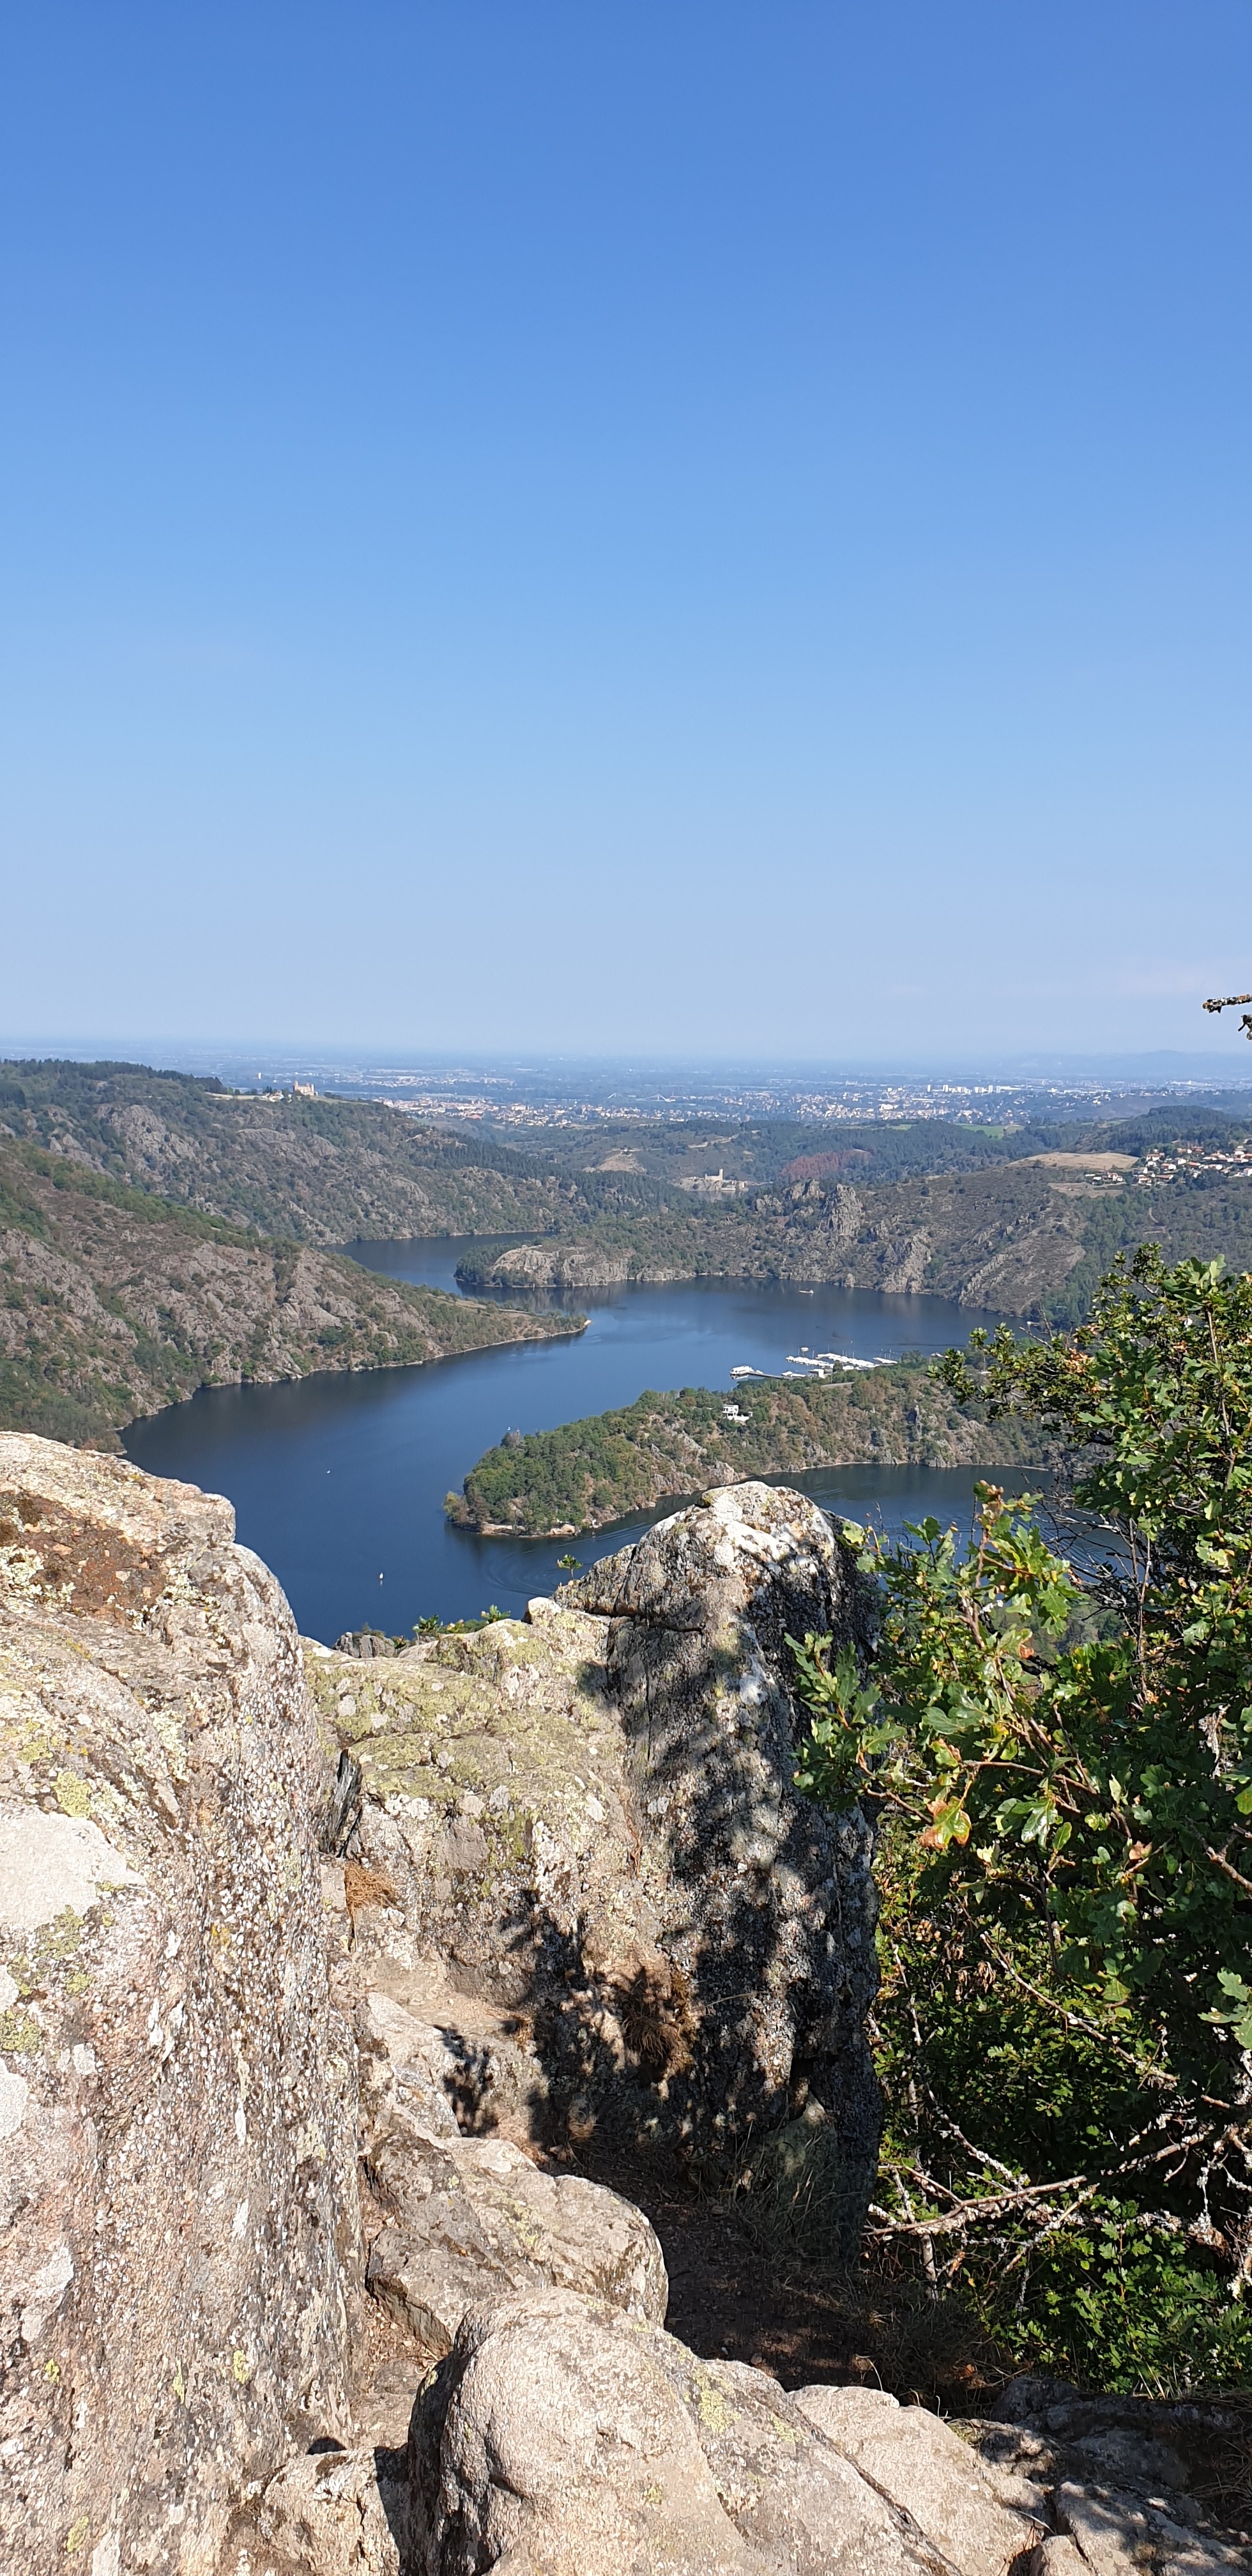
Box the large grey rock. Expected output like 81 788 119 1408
355 1989 463 2143
364 2116 668 2351
650 2349 962 2576
254 2443 411 2576
305 1482 882 2242
414 2288 759 2573
794 2384 1041 2576
355 1970 551 2142
0 1435 356 2576
356 1978 666 2352
411 2290 969 2576
561 1480 880 2235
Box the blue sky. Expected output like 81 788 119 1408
2 3 1249 1064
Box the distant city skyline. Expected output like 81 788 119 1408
3 4 1249 1057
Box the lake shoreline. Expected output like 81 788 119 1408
123 1250 1017 1640
447 1363 1046 1537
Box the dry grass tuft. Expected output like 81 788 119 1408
343 1860 398 1917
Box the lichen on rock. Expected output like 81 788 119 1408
310 1480 882 2250
0 1434 357 2576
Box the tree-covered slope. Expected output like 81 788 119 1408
448 1366 1044 1536
458 1160 1252 1321
0 1142 581 1449
9 1061 1252 1329
0 1059 577 1242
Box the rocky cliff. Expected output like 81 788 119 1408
0 1434 356 2575
457 1162 1252 1323
311 1482 882 2226
1 1436 1246 2575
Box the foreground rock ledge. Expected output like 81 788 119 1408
318 1480 882 2241
0 1434 356 2576
4 1439 1242 2576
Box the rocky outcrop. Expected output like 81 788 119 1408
309 1482 882 2243
797 2385 1040 2576
408 2290 1037 2576
965 2382 1252 2576
558 1483 881 2232
476 1239 634 1291
6 1433 1247 2576
0 1434 356 2576
356 1989 668 2349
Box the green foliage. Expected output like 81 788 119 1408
791 1248 1252 2390
787 1637 892 1811
0 1137 579 1450
996 2204 1252 2390
408 1607 507 1636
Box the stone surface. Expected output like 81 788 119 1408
1055 2483 1248 2576
307 1480 882 2250
252 2444 410 2576
794 2382 1041 2576
970 2386 1252 2576
413 2289 775 2574
1032 2540 1089 2576
355 1989 464 2145
411 2291 966 2576
560 1481 881 2237
653 2349 958 2576
0 1434 357 2576
357 1987 667 2349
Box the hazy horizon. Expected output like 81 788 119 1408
6 1034 1252 1095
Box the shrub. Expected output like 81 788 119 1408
791 1250 1252 2391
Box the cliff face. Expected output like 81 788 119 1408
457 1165 1104 1313
316 1484 882 2243
0 1436 356 2576
0 1444 887 2566
558 1485 883 2235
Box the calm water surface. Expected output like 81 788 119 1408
124 1243 1023 1642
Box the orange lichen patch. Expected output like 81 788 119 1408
0 1489 179 1624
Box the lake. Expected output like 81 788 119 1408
123 1243 1023 1643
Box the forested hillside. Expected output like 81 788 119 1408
0 1059 575 1240
449 1365 1045 1535
0 1142 580 1448
6 1062 1252 1366
458 1154 1252 1322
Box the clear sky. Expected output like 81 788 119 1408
2 3 1249 1065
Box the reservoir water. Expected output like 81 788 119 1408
124 1243 1021 1643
